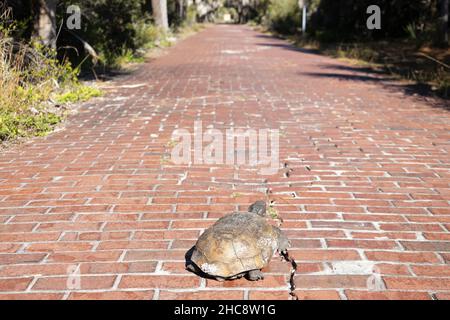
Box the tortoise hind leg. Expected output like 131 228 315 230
246 269 265 281
186 262 196 273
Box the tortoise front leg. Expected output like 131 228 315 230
277 231 290 254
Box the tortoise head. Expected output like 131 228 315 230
248 201 267 217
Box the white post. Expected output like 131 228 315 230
302 4 307 34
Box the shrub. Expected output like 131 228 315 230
185 5 198 27
55 85 103 105
309 0 435 42
0 36 72 141
0 38 74 109
0 112 62 141
134 19 165 49
58 0 145 66
264 0 301 34
0 7 99 143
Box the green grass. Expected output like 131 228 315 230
0 83 102 143
55 85 103 104
0 10 100 145
0 37 102 143
110 49 146 69
0 112 62 141
267 206 279 219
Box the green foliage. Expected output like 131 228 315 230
264 0 301 34
0 112 62 141
27 41 79 85
115 51 146 67
1 0 209 144
267 206 279 219
55 85 103 105
6 0 206 70
252 0 444 44
405 23 418 40
309 0 437 42
56 0 197 68
251 0 271 24
329 43 379 62
253 0 450 101
134 19 165 49
0 7 99 143
186 5 198 27
58 0 146 66
1 26 76 112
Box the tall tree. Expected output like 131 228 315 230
438 0 449 45
34 0 58 49
152 0 169 32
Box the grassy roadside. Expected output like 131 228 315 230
253 25 450 99
107 23 207 72
0 38 103 146
0 6 103 147
1 13 205 148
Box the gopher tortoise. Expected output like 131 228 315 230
186 201 290 281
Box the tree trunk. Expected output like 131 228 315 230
34 0 58 49
178 0 185 20
152 0 169 32
438 0 449 45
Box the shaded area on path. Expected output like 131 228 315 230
255 37 449 109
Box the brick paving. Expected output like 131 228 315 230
0 25 449 300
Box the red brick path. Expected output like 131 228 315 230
0 25 449 300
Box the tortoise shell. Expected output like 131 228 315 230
190 212 281 278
